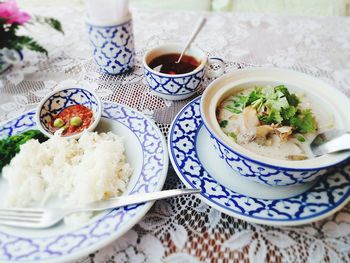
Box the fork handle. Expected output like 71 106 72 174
68 188 201 213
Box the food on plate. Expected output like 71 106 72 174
217 85 326 160
0 130 48 172
49 104 94 136
2 131 132 224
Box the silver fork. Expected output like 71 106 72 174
0 188 201 229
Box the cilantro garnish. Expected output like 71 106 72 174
224 85 317 134
296 134 306 142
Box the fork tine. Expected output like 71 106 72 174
0 208 44 213
0 210 44 217
0 219 43 228
0 215 41 222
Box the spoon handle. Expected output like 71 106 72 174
312 133 350 156
176 17 206 63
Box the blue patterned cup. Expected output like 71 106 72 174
143 43 224 101
86 16 135 75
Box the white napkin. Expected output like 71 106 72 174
86 0 130 25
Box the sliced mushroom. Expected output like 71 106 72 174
276 126 293 142
287 155 308 161
243 106 260 129
255 125 274 145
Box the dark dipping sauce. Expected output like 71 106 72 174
50 105 94 136
149 53 200 75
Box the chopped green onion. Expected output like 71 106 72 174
220 120 228 128
228 132 237 142
296 134 305 142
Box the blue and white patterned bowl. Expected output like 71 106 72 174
143 43 207 101
86 17 135 75
36 85 102 139
201 68 350 186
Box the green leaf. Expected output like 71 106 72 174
224 95 248 114
15 36 48 55
44 17 64 33
290 109 317 133
259 108 283 124
247 87 264 105
224 105 242 114
281 106 297 120
0 130 48 172
219 120 228 128
274 85 299 107
296 134 305 142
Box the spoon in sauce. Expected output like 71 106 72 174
175 17 206 64
310 129 350 156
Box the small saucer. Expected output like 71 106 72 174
168 97 350 226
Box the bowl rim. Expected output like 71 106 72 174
35 85 102 140
142 43 207 78
200 67 350 170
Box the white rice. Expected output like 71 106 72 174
2 131 132 224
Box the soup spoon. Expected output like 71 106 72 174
175 17 206 64
152 17 206 73
310 129 350 156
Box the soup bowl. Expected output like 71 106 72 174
36 85 102 140
201 68 350 186
143 43 224 101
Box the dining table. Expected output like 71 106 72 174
1 5 350 263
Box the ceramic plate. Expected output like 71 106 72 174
168 97 350 226
0 102 168 262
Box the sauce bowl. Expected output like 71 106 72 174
36 85 102 140
201 68 350 186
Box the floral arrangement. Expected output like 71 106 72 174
0 0 63 56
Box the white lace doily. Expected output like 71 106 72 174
1 7 350 263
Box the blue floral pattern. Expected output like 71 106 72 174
208 135 326 186
87 20 135 75
168 97 350 224
0 102 167 262
144 67 205 99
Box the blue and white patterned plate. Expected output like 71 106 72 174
168 97 350 226
0 102 168 262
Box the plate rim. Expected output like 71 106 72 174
168 96 350 226
0 101 169 262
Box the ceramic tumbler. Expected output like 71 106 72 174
87 18 135 75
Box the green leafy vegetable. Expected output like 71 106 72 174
0 130 48 172
225 85 317 134
224 94 248 114
290 109 317 134
296 134 306 142
219 120 228 128
258 108 283 124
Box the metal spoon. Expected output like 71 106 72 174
175 17 206 64
310 129 350 156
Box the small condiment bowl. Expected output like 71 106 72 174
143 43 224 101
36 85 102 140
201 68 350 186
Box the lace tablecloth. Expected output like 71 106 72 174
1 6 350 263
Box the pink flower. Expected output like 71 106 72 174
0 1 31 25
